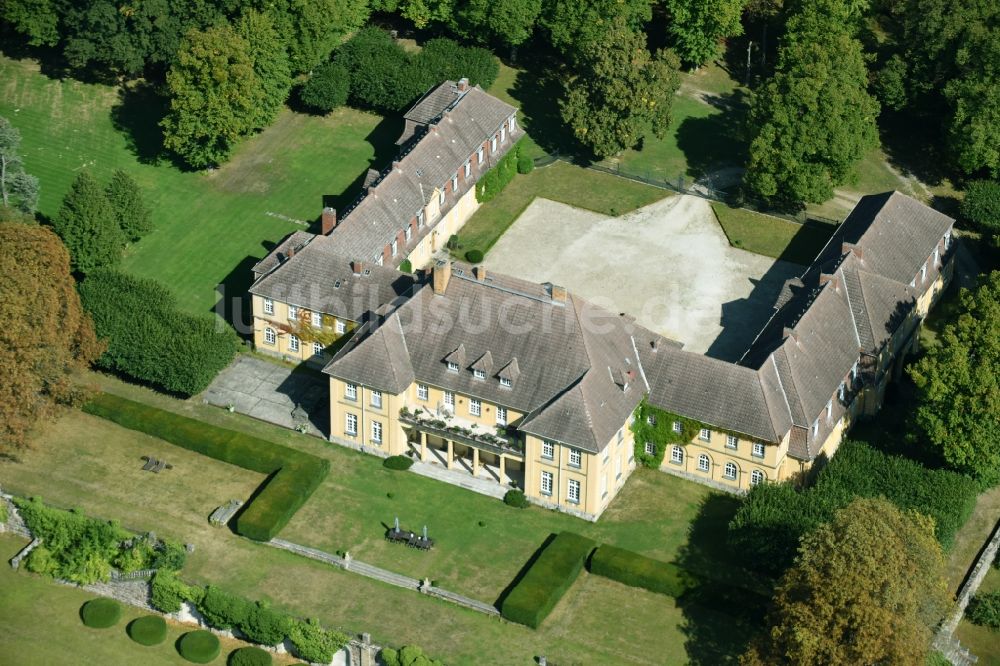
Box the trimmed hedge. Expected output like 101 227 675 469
128 615 168 646
83 393 329 541
178 630 221 664
383 455 414 471
228 646 272 666
516 152 534 174
503 489 529 509
500 532 597 628
476 138 525 203
151 570 204 613
80 598 122 628
464 249 484 263
588 545 697 597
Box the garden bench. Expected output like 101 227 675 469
142 457 158 471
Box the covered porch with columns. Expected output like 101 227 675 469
402 425 525 491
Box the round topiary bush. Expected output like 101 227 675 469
465 249 484 264
228 646 273 666
383 455 414 471
128 615 168 645
503 489 529 509
178 630 221 664
517 153 534 174
80 598 122 628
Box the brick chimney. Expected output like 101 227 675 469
819 272 839 290
351 260 364 275
286 245 296 260
432 260 451 295
474 265 487 281
321 207 337 234
457 78 469 92
550 284 567 303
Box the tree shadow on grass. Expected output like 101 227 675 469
213 255 262 339
110 81 171 166
878 110 953 188
675 89 749 180
507 65 580 160
673 494 773 665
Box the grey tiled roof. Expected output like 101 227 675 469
326 86 518 265
404 80 465 125
249 234 416 322
251 231 315 276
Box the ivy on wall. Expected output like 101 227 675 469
280 311 354 348
631 398 705 468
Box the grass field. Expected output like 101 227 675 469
956 566 1000 666
0 372 757 665
710 202 836 266
0 535 301 665
0 54 392 317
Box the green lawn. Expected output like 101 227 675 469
0 535 301 665
710 202 837 266
0 54 393 316
0 372 757 665
956 567 1000 666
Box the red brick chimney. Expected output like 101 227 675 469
286 245 296 260
550 284 567 303
474 265 487 281
321 207 337 234
351 260 364 275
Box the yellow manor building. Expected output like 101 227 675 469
247 80 957 520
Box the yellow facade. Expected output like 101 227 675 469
404 185 481 270
251 295 355 365
657 425 787 491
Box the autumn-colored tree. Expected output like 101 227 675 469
742 497 948 666
0 222 103 454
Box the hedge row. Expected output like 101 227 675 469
150 574 348 663
476 138 525 204
500 532 597 628
588 545 697 597
729 440 979 575
83 393 329 541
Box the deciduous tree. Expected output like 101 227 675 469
665 0 746 67
0 116 40 213
161 24 267 168
236 10 292 129
960 180 1000 243
336 27 425 112
455 0 542 47
51 171 125 274
268 0 371 74
943 25 1000 177
105 170 152 242
542 0 653 57
300 62 351 113
0 0 61 46
0 222 102 454
909 271 1000 486
742 498 948 666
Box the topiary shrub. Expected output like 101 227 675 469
446 234 459 250
128 615 168 646
966 591 1000 628
516 152 534 174
228 646 272 666
80 598 122 628
503 489 529 509
381 644 444 666
383 455 414 471
588 545 698 597
178 630 221 664
464 249 484 263
399 259 413 273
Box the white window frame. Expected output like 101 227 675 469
750 470 764 486
264 327 276 345
617 428 624 443
417 384 429 401
312 342 323 356
464 161 471 178
500 126 507 143
851 361 859 381
288 305 298 321
477 147 484 163
540 471 553 496
567 479 581 504
405 226 412 242
698 428 711 442
644 441 655 456
647 415 657 426
568 448 582 468
438 189 445 205
491 135 498 152
288 334 300 353
443 391 455 408
812 419 819 438
345 383 357 401
345 413 357 436
921 262 927 282
451 174 458 191
724 462 737 480
499 376 512 388
615 453 622 478
447 361 459 373
752 442 765 459
726 434 738 449
600 473 608 498
496 406 507 426
391 239 398 257
698 454 710 472
469 398 481 417
417 209 424 228
371 420 382 444
839 382 846 401
311 311 322 328
671 445 684 464
473 369 486 380
933 246 940 266
541 440 554 460
371 390 383 409
944 230 952 249
263 298 274 315
826 398 833 420
336 320 346 335
672 421 683 434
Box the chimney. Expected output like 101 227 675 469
550 284 567 303
457 78 469 92
474 265 487 281
650 338 659 353
286 245 296 260
432 260 451 295
351 260 364 275
819 272 839 290
321 207 337 234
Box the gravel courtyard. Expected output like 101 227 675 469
484 196 802 360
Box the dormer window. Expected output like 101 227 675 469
812 419 819 438
391 239 398 257
405 226 412 242
473 369 486 380
500 126 507 143
464 161 471 178
491 135 498 152
944 230 952 248
477 147 484 163
438 189 445 205
499 377 512 388
417 210 424 228
920 262 927 282
447 362 459 373
451 174 458 191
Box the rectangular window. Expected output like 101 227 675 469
491 136 498 152
469 398 481 416
540 471 553 495
699 428 711 442
345 413 357 436
752 442 765 458
371 421 382 444
451 174 458 191
617 428 624 443
447 361 459 373
371 390 382 409
726 435 738 449
473 369 486 380
438 189 445 205
464 161 471 178
499 376 512 388
405 226 412 242
646 415 657 426
644 441 655 456
672 421 682 434
541 440 554 460
567 479 580 504
288 305 298 321
417 210 424 228
496 406 507 426
263 298 274 315
812 419 819 438
345 383 357 401
288 334 300 353
311 311 322 327
826 398 833 420
417 384 429 401
933 247 939 266
944 230 952 248
671 446 684 464
264 327 276 345
391 239 398 257
500 126 507 143
568 448 582 468
312 342 323 356
336 320 346 335
443 391 455 408
921 262 927 282
839 382 845 401
851 361 859 381
477 147 484 163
